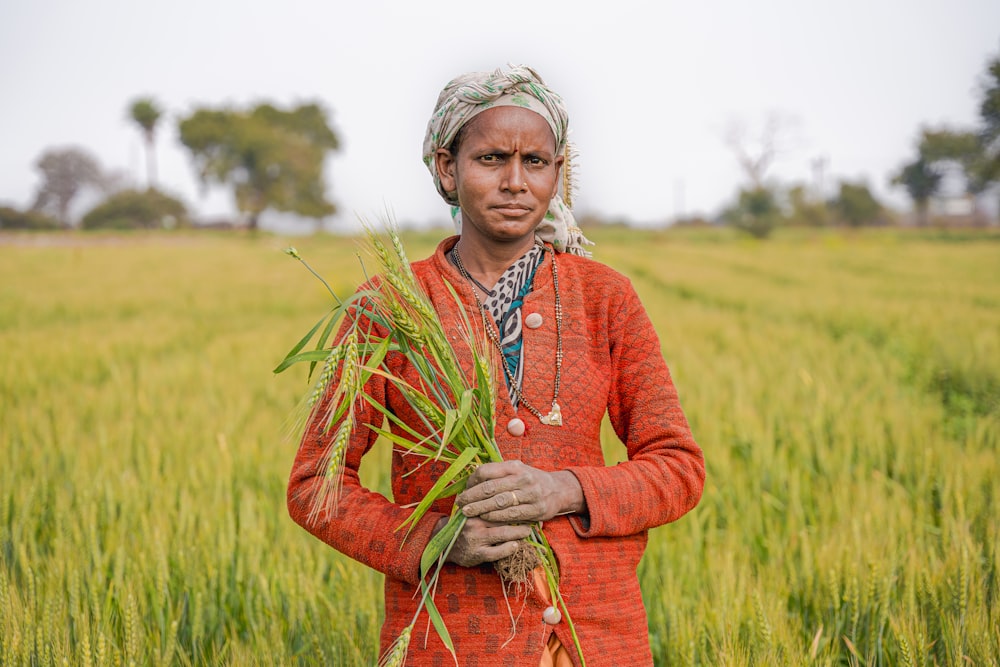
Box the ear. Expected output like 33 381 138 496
435 148 458 195
551 153 565 199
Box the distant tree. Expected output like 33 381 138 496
724 112 797 189
919 128 994 217
980 52 1000 157
893 52 1000 223
0 205 61 230
81 188 188 230
178 101 340 231
891 159 942 226
833 181 882 227
977 51 1000 211
920 128 981 168
722 113 797 238
128 97 163 188
787 184 832 227
722 187 782 239
31 147 107 228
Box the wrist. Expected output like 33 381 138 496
552 470 586 515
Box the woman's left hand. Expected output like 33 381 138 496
456 460 586 524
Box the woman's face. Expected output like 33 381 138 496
436 106 563 252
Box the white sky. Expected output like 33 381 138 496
1 0 998 231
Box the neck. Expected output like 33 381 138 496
453 236 536 287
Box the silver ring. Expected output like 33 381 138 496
509 490 519 506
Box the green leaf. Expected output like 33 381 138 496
356 396 453 466
311 314 342 377
398 446 480 534
364 423 441 458
359 336 393 377
360 401 428 442
438 409 458 456
420 513 466 579
308 288 375 377
431 390 475 458
272 349 336 374
439 476 471 498
273 311 332 374
419 585 456 656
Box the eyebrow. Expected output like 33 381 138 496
471 145 555 158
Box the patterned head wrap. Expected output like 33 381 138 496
422 64 593 256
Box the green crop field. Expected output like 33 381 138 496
1 227 998 666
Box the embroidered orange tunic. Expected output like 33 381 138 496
287 237 705 666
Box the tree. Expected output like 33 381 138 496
81 189 188 230
982 53 1000 134
721 112 797 238
724 112 796 189
787 184 832 227
31 147 107 228
833 181 882 227
178 101 340 231
0 205 60 230
128 97 163 188
887 51 1000 225
920 128 994 218
977 51 1000 210
721 187 782 239
891 159 942 226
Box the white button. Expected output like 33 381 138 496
506 418 525 436
543 606 562 625
524 313 543 329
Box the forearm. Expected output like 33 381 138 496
287 359 447 585
288 461 448 585
567 435 704 537
570 278 705 538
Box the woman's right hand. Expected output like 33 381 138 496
432 516 533 567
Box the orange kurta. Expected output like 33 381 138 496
287 236 705 666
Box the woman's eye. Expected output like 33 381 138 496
480 154 501 163
526 156 547 167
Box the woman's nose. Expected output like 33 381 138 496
502 158 527 192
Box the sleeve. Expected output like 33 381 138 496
565 279 705 538
286 310 447 586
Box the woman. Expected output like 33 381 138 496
288 65 705 666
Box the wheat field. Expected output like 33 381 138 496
1 227 998 666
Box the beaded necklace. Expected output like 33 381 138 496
452 244 564 426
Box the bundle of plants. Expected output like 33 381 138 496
275 224 585 666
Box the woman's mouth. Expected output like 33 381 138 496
493 203 531 216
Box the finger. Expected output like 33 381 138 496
478 504 544 525
476 539 527 564
457 476 518 510
456 477 507 508
482 522 532 543
465 460 524 490
451 522 531 567
461 518 531 542
453 539 524 568
461 489 524 519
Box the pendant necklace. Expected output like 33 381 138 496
452 244 564 427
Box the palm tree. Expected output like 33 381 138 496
128 97 163 189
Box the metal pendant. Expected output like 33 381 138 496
540 402 563 427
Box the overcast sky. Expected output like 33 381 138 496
1 0 998 231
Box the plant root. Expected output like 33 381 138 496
495 540 540 592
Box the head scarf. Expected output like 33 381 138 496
422 64 593 256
